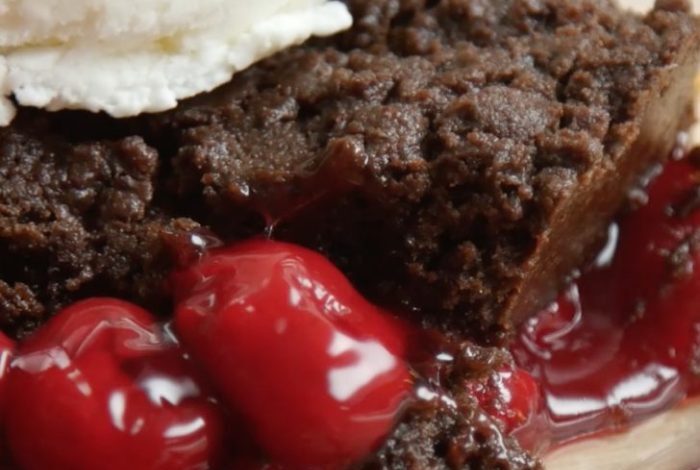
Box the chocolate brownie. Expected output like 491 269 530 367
1 0 698 343
151 0 699 342
0 118 539 469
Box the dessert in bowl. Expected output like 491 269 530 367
0 0 699 468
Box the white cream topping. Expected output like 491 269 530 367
0 0 352 124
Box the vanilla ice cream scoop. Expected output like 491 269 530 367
0 0 352 124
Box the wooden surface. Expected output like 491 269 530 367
544 399 700 470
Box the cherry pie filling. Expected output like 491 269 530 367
0 149 698 469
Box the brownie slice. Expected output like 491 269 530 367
0 2 697 344
0 118 539 466
148 0 700 341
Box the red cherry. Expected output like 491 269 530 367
467 366 540 433
173 240 411 467
4 298 225 470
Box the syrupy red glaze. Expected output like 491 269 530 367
466 365 541 435
511 153 700 451
163 228 225 268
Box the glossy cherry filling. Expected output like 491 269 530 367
511 153 700 451
1 241 414 469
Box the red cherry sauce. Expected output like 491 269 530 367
511 152 700 451
466 365 541 435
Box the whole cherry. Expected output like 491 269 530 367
4 298 225 470
173 240 412 467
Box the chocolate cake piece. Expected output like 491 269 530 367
0 121 202 336
0 0 698 343
148 0 700 341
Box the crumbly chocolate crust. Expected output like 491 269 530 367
0 1 698 468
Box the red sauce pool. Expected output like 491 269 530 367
511 152 700 452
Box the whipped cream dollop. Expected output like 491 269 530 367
0 0 352 124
